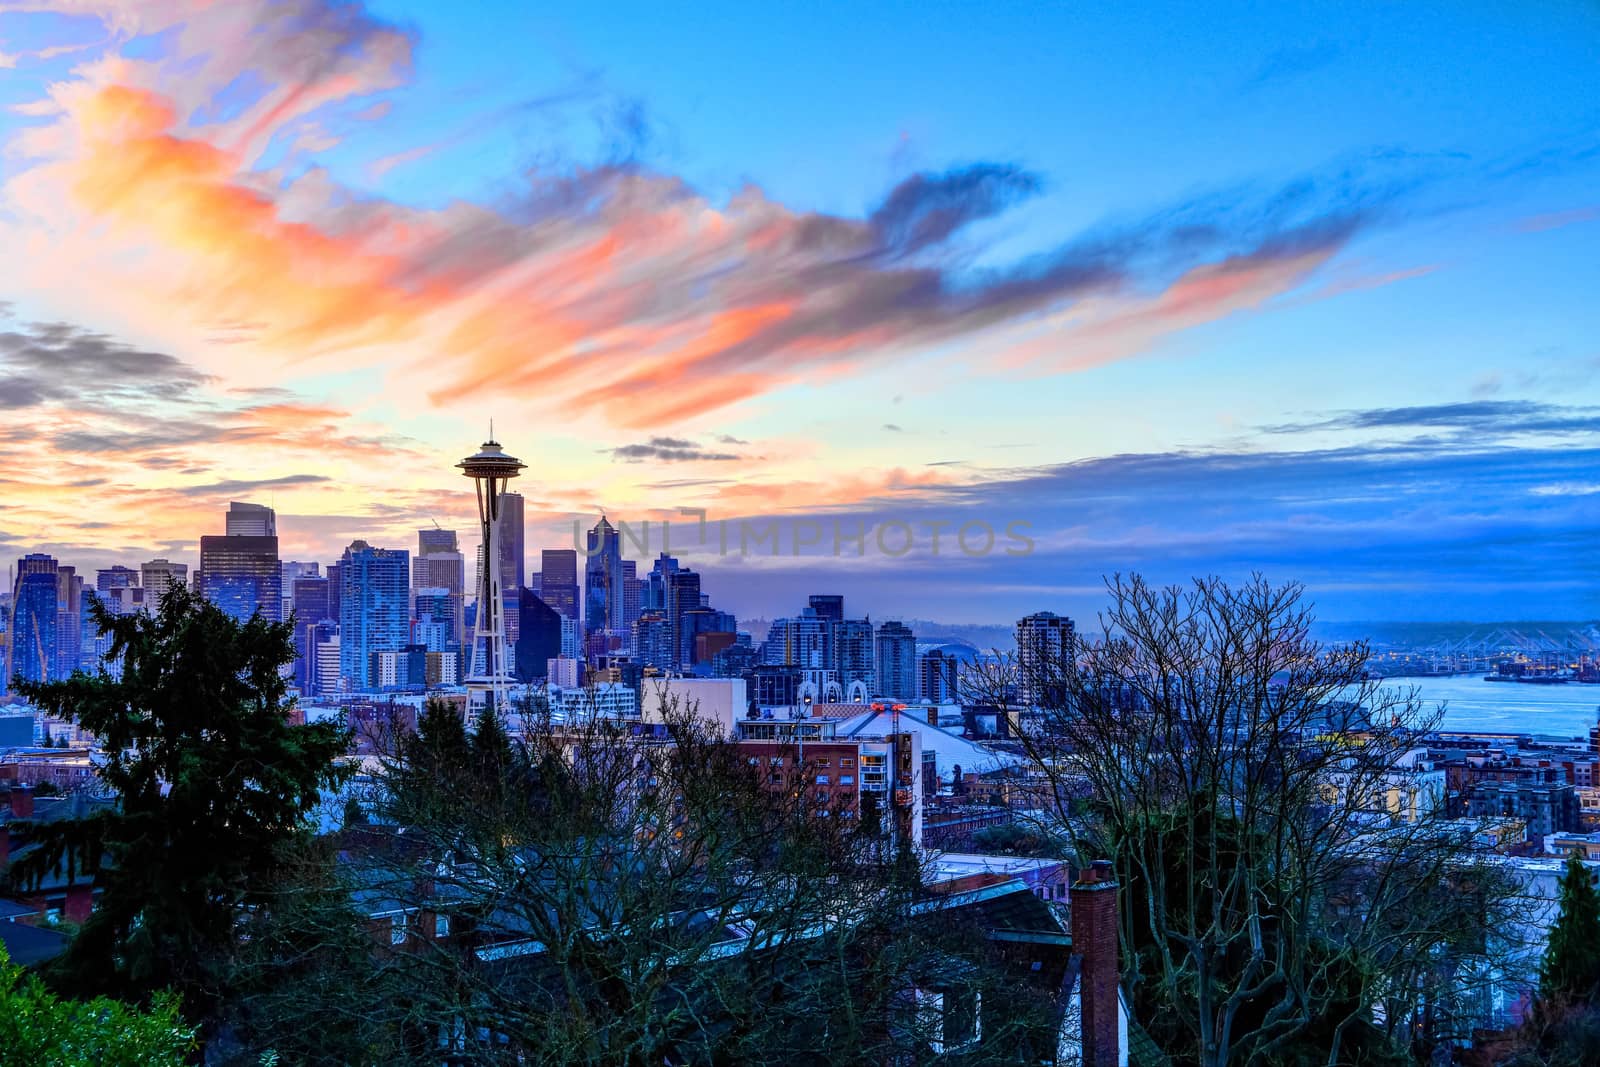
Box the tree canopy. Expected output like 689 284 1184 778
0 943 192 1066
10 585 351 1019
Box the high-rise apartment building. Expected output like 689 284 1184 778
834 618 876 693
919 648 960 703
1016 611 1075 707
874 620 917 700
338 541 410 691
538 549 579 620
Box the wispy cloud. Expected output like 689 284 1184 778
1266 400 1600 438
0 0 1438 431
610 436 742 463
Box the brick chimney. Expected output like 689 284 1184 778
9 786 32 819
1071 858 1121 1067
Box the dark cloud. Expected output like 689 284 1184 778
611 436 742 463
0 321 209 410
682 440 1600 623
714 434 749 445
869 163 1042 257
1267 400 1600 437
176 474 333 497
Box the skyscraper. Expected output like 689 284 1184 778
54 565 83 678
291 575 334 695
874 620 917 700
292 576 333 623
834 618 875 693
514 591 563 683
621 559 641 644
199 534 281 623
96 566 139 592
1016 611 1075 707
919 648 960 703
225 501 277 536
338 541 410 691
6 554 59 691
140 558 188 607
584 516 624 636
412 528 465 648
538 549 579 620
497 492 525 593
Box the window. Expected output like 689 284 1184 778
435 914 450 938
816 774 830 785
390 913 408 946
841 758 855 768
840 775 855 786
816 758 831 768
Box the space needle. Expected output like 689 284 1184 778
458 434 524 724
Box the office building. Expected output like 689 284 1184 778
584 515 624 636
7 554 59 690
225 501 277 537
412 587 458 653
54 566 83 678
875 620 917 700
292 576 333 624
140 559 187 607
514 592 563 683
338 541 410 691
412 529 465 648
538 549 579 620
199 509 282 622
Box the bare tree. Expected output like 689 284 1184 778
965 574 1533 1067
344 690 1052 1065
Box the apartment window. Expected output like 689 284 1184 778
840 775 855 786
435 914 450 939
841 758 855 768
390 913 408 946
816 774 830 785
816 758 831 768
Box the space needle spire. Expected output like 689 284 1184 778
458 434 525 724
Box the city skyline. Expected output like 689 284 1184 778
0 2 1597 621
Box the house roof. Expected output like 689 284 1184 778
0 919 69 966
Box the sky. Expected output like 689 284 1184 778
0 0 1597 624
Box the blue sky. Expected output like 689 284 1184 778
0 0 1596 622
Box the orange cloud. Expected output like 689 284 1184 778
4 0 1387 444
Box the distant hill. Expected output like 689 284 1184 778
1313 620 1600 650
742 617 1017 653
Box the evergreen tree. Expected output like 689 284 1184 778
10 586 351 1021
1541 849 1600 1007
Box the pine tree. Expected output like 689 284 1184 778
1541 849 1600 1007
10 586 351 1019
